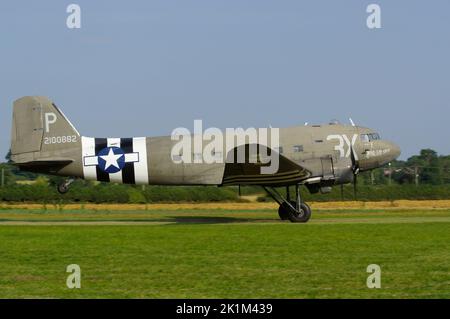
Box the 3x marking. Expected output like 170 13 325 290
326 134 358 159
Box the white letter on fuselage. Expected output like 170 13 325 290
327 135 345 157
327 134 358 158
342 134 358 158
45 112 57 133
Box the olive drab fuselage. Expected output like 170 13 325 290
10 96 400 192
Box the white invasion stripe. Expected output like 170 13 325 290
107 138 123 184
133 137 149 185
81 137 97 181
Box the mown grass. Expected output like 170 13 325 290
0 208 450 223
0 208 448 298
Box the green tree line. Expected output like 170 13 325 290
1 149 450 203
0 181 239 203
357 149 450 186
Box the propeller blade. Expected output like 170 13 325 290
350 145 360 174
349 145 359 200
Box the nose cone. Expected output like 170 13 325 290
390 142 401 161
359 140 401 171
381 141 401 165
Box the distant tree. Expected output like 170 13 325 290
407 149 442 185
5 149 12 163
438 155 450 184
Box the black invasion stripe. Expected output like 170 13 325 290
121 138 135 184
95 138 110 183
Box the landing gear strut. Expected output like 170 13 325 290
263 184 312 223
57 178 75 194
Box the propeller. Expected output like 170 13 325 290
350 145 360 199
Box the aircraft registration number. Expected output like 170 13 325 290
44 135 78 145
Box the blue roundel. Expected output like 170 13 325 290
97 147 125 174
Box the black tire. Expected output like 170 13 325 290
278 201 293 220
57 183 69 194
287 202 311 223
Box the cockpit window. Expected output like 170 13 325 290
360 133 381 142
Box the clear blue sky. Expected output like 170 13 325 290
1 0 449 160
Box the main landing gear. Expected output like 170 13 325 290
57 178 75 194
263 184 311 223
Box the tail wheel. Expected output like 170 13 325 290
57 183 69 194
57 178 75 194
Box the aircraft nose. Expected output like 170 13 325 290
388 141 401 161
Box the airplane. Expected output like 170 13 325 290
9 96 401 223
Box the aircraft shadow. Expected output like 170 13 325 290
165 216 274 225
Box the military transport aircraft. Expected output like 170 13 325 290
10 96 400 223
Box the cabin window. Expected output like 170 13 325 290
370 133 381 140
293 145 303 152
360 134 370 142
361 133 381 142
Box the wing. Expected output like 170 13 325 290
221 144 310 186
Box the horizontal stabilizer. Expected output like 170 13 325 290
14 159 73 174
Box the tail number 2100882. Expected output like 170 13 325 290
44 135 78 145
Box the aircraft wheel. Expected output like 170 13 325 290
57 183 69 194
278 201 295 220
287 202 311 223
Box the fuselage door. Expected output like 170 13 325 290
321 155 334 180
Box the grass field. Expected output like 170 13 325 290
0 203 449 298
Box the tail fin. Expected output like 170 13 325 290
11 96 80 162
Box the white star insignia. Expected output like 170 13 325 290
100 148 124 170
